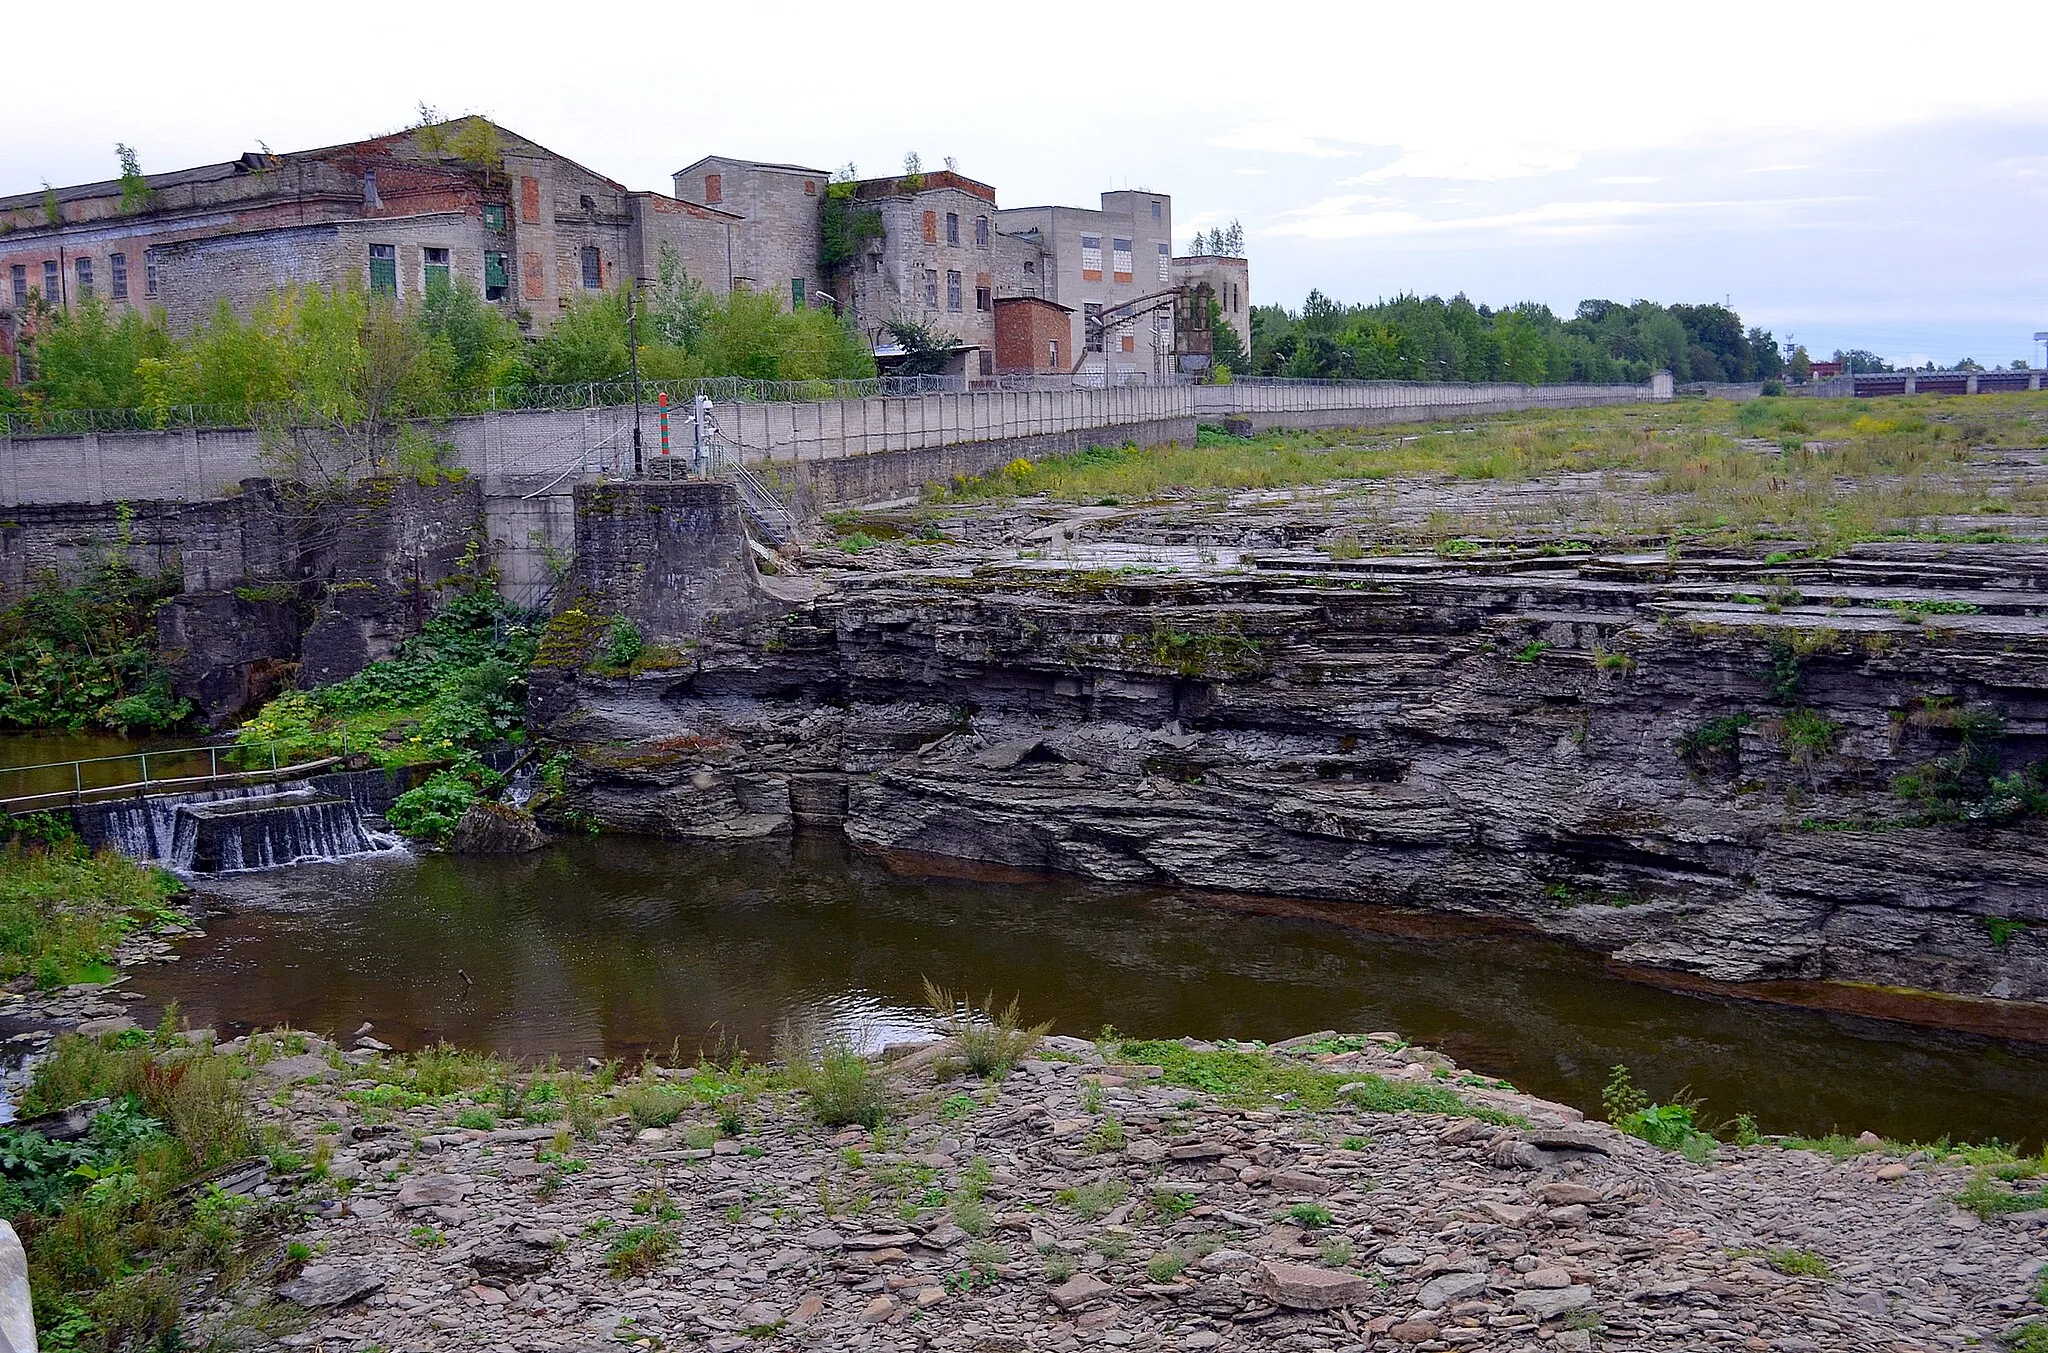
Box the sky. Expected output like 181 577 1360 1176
9 0 2047 369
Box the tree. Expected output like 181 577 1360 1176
1786 345 1812 384
1834 349 1892 374
883 320 958 377
115 144 154 216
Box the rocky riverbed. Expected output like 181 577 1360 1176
215 1029 2048 1353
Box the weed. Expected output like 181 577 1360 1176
1080 1081 1104 1114
1058 1178 1130 1221
1043 1251 1077 1281
1603 1065 1717 1159
1146 1249 1192 1282
1512 640 1553 663
923 980 1052 1078
778 1027 890 1130
1985 917 2030 947
410 1224 447 1248
1151 1188 1198 1221
1678 713 1752 764
940 1093 979 1122
1084 1116 1126 1153
1105 1039 1512 1122
1781 707 1844 762
1089 1232 1131 1259
453 1108 496 1131
616 1074 691 1128
951 1195 992 1237
1341 1135 1369 1151
1287 1203 1333 1228
606 1224 675 1278
1320 1239 1354 1267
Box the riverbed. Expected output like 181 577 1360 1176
128 831 2048 1148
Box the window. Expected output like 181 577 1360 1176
946 270 962 311
368 243 397 295
484 251 508 301
1083 301 1103 352
43 261 59 301
1151 200 1161 220
791 277 806 309
1080 235 1102 281
975 286 991 312
144 251 158 297
1049 339 1060 370
804 179 817 196
1112 238 1133 283
109 252 128 300
1157 311 1173 349
1157 242 1170 284
979 350 993 377
975 216 989 247
74 257 93 299
580 246 602 289
946 212 959 245
922 211 938 244
923 269 938 307
482 204 506 231
1121 334 1135 353
423 246 451 296
10 264 26 308
703 173 722 204
1023 259 1035 274
362 171 380 209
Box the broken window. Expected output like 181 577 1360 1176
1151 200 1161 220
362 171 380 209
976 216 990 247
580 246 602 290
946 270 962 311
1112 238 1132 283
484 251 508 301
1080 236 1102 281
482 204 506 231
9 264 25 308
946 212 959 246
1049 339 1060 370
1157 242 1169 284
110 252 128 300
42 261 59 301
922 211 938 244
424 246 451 296
979 350 993 376
792 277 806 310
923 269 938 307
369 244 397 296
143 251 158 297
1084 301 1103 352
74 257 93 300
975 286 991 312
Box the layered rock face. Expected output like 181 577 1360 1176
538 540 2048 1007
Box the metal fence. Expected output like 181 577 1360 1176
0 371 1203 439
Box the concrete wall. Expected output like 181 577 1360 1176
1193 377 1672 433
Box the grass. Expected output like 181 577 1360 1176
923 979 1052 1078
924 392 2048 553
1146 1249 1193 1282
615 1073 691 1128
1286 1203 1333 1228
1057 1178 1129 1221
1105 1038 1516 1122
0 840 185 988
4 1030 269 1350
605 1224 675 1278
777 1028 890 1129
1732 1247 1834 1280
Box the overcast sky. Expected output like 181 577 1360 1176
10 0 2046 368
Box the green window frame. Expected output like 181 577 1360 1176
423 246 451 298
484 251 508 301
482 203 506 231
368 243 397 296
791 277 805 310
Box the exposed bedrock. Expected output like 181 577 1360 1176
535 545 2048 1006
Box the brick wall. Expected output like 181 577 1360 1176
993 298 1072 373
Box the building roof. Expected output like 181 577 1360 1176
1173 253 1248 264
627 190 746 222
1 116 625 214
852 169 997 205
672 155 828 179
993 295 1073 313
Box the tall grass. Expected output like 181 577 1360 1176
0 842 183 988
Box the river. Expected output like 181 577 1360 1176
126 831 2048 1148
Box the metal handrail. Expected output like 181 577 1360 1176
0 735 353 812
0 758 341 813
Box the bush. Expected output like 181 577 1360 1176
616 1074 690 1128
923 980 1052 1078
780 1029 890 1129
0 842 183 989
385 769 479 845
600 616 644 669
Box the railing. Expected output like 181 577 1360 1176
0 738 344 813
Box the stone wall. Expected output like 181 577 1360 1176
784 415 1194 508
1193 377 1674 433
568 480 768 641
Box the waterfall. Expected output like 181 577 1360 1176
82 782 399 875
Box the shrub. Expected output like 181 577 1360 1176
1677 713 1752 764
1146 1250 1192 1282
606 1224 674 1278
780 1028 890 1129
616 1074 691 1128
385 770 478 845
600 616 644 669
923 979 1052 1078
1056 1177 1128 1221
1287 1203 1333 1228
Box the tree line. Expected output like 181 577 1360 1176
1244 292 1786 385
0 246 875 426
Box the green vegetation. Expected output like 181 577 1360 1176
9 244 873 431
1780 708 1844 763
3 1029 265 1351
1056 1177 1128 1221
0 838 183 988
605 1224 675 1279
0 559 191 733
234 589 535 771
615 1072 691 1128
1146 1249 1193 1282
1891 704 2048 825
1250 294 1781 384
383 770 482 845
1677 713 1752 764
924 980 1052 1078
1286 1203 1333 1228
780 1033 890 1129
1104 1038 1513 1122
1602 1065 1717 1162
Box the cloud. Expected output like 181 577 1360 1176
1596 175 1660 185
1342 145 1579 184
1267 193 1867 242
1744 164 1814 173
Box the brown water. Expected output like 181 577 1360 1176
0 730 216 806
131 832 2048 1147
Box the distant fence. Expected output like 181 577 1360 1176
1194 374 1672 433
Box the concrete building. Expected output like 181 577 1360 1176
833 170 1002 373
995 190 1175 380
1172 252 1251 362
669 157 825 309
0 118 740 382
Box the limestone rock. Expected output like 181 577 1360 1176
448 801 547 854
279 1263 385 1309
1256 1260 1372 1310
1514 1284 1595 1319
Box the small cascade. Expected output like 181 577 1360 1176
81 782 398 875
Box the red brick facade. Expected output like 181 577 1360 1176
994 296 1074 373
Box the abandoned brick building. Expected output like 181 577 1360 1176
0 118 741 382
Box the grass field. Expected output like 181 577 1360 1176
926 392 2048 553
